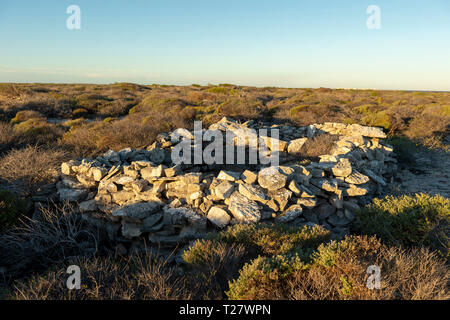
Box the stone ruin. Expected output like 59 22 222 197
38 117 397 253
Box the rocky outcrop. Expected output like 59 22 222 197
43 117 397 246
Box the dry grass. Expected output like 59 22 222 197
0 146 68 193
299 133 339 160
0 122 21 153
8 253 191 300
182 240 248 299
0 204 101 280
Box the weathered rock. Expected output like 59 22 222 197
228 192 261 223
214 180 235 199
345 171 370 185
79 199 98 212
297 197 317 208
90 167 109 181
217 170 241 181
238 183 267 202
310 178 339 193
113 201 162 219
268 188 292 211
344 185 369 196
346 124 387 138
121 221 143 238
111 190 135 204
363 168 387 186
241 170 258 184
276 205 303 223
331 158 352 177
58 188 88 202
287 137 308 154
207 206 231 228
141 213 164 231
76 174 97 188
258 166 288 190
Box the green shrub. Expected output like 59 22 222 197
216 223 331 256
11 110 45 124
206 86 230 94
182 240 247 299
227 236 450 300
354 194 450 258
361 110 390 129
0 190 26 231
289 105 309 116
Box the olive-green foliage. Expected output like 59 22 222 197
354 193 450 258
215 223 331 256
0 190 26 232
227 235 450 300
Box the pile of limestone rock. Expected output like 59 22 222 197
54 117 397 248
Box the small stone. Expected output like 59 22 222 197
214 181 235 199
276 205 303 223
297 197 317 208
238 183 267 202
258 166 288 190
217 170 241 181
287 137 308 154
113 201 162 219
79 199 98 212
241 170 258 184
344 185 369 196
331 158 352 177
228 192 261 223
268 188 292 211
58 188 88 202
207 206 231 228
121 221 143 238
288 180 302 195
345 171 370 185
131 179 148 193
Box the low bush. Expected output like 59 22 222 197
227 236 449 300
7 253 190 300
10 110 45 124
0 204 101 280
0 122 21 153
0 146 67 193
215 223 331 256
13 118 64 145
353 193 450 258
183 240 247 299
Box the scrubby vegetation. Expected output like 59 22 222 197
354 193 450 259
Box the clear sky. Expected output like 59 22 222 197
0 0 449 90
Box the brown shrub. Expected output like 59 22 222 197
0 146 67 193
298 133 339 160
0 122 21 153
287 238 450 300
62 109 194 157
183 240 248 299
0 204 101 280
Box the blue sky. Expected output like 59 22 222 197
0 0 449 90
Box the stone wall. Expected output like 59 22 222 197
36 117 397 248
